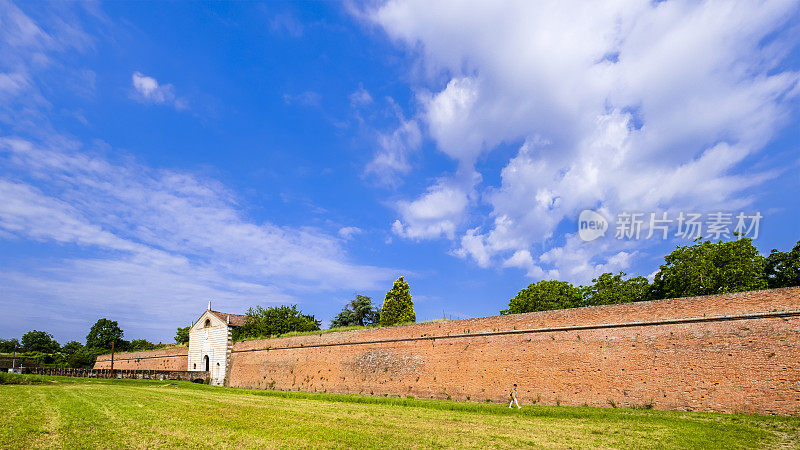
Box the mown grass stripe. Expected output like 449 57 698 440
0 376 796 449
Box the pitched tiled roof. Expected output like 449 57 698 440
209 310 249 327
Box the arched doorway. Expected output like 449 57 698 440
203 355 209 371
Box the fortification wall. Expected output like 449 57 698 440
93 346 188 371
227 288 800 415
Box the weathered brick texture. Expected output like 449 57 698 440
93 347 188 371
227 288 800 415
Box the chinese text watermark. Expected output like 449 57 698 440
578 210 762 242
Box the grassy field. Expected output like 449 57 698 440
1 375 798 449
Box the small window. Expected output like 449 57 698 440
193 363 196 369
204 318 211 328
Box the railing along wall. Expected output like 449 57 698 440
28 367 209 382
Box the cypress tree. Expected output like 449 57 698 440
380 276 416 326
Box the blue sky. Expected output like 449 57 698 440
1 0 799 344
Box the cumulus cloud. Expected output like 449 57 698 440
131 71 186 109
368 0 800 282
392 176 473 240
453 227 492 268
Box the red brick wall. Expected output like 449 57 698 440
227 288 800 415
93 347 188 371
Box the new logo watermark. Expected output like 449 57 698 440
578 210 762 242
578 209 609 242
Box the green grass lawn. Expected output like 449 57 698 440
1 375 798 449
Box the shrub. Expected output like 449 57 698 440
129 339 158 351
0 372 47 385
502 280 582 314
65 347 104 369
232 305 320 341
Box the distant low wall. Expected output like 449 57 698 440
31 367 208 382
93 347 188 371
0 355 40 370
227 288 800 415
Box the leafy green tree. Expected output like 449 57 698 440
66 347 104 369
232 305 321 341
650 238 767 300
0 338 20 353
380 276 416 326
21 330 60 353
129 339 157 351
331 295 380 328
765 240 800 288
502 280 583 314
175 326 190 345
85 318 126 351
60 341 84 356
57 341 86 368
582 272 651 306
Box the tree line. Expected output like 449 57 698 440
503 238 800 314
0 318 175 369
231 276 416 341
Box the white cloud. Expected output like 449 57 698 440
0 136 394 290
283 90 321 107
424 77 484 165
368 0 800 282
0 256 295 340
0 136 396 337
453 227 491 268
0 0 94 134
537 235 635 284
494 235 636 284
0 2 394 341
0 72 29 98
363 116 421 187
131 71 185 109
392 177 472 240
338 226 363 239
269 12 304 38
349 86 373 107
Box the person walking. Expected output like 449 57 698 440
508 383 521 409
